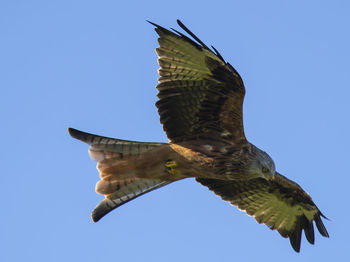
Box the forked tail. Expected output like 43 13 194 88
68 128 171 222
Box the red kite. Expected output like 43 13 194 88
69 20 329 252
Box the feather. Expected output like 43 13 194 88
303 215 315 244
92 179 170 222
150 19 246 143
315 214 330 237
196 172 328 252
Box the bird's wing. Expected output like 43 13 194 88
151 20 246 144
196 172 329 252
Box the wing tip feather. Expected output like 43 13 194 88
147 20 172 36
302 215 315 244
315 214 330 238
289 226 302 253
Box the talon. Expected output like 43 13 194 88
165 160 177 169
165 160 178 175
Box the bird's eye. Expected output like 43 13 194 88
262 167 269 173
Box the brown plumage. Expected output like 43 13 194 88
196 173 329 252
69 20 329 252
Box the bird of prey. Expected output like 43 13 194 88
69 20 329 252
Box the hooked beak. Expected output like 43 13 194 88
262 172 275 181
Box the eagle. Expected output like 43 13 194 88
69 20 329 252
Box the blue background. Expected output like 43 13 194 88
1 1 348 261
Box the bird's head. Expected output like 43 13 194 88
249 147 276 181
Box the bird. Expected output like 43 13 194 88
68 19 329 252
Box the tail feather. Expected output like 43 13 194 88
69 127 165 161
68 128 164 157
97 157 134 174
92 179 170 222
95 173 137 195
68 128 172 222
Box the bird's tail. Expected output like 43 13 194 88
68 128 171 222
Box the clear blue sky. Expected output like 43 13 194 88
1 1 349 261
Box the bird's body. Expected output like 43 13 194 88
69 20 329 252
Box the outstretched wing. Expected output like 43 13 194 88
151 20 246 143
196 172 329 252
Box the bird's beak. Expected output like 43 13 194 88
270 172 276 181
262 172 275 181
